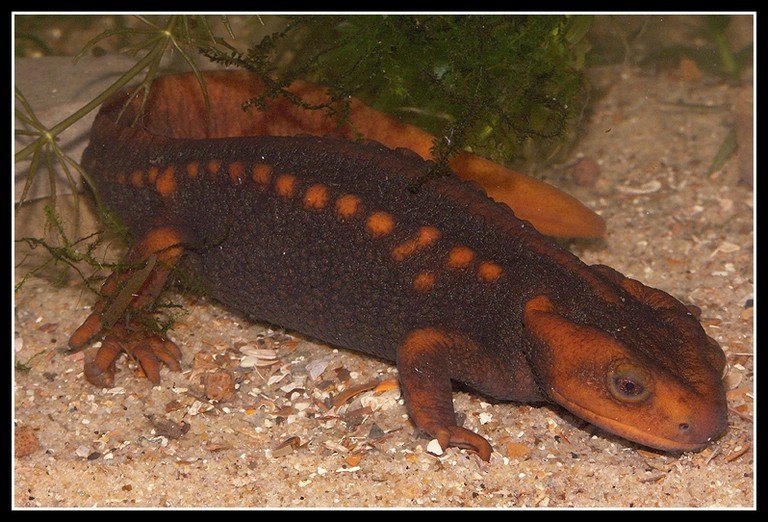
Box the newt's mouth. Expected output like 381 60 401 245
549 388 728 452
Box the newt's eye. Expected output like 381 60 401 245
607 362 652 403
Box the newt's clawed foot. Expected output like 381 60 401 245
431 424 493 461
71 319 182 388
68 228 186 387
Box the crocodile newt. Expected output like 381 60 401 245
69 72 728 460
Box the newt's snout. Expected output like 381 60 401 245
652 383 728 451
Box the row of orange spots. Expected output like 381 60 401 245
119 158 506 291
124 166 178 198
392 226 441 262
410 261 502 292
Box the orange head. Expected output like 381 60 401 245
521 268 728 452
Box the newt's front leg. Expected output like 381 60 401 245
69 227 185 387
396 327 494 461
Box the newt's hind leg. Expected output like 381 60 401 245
396 327 494 461
69 227 185 387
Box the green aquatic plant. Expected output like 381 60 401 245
205 15 593 169
14 15 235 211
15 349 47 374
14 204 126 292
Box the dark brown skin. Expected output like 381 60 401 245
70 72 728 460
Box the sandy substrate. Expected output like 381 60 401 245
13 60 753 507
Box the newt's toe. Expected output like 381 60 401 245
433 425 493 461
83 343 120 388
69 311 105 350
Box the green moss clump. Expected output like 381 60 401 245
207 14 592 170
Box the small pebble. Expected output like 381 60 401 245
426 439 444 457
572 157 600 187
677 57 702 82
14 426 40 458
204 370 236 402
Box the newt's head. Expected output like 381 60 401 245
522 269 728 452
